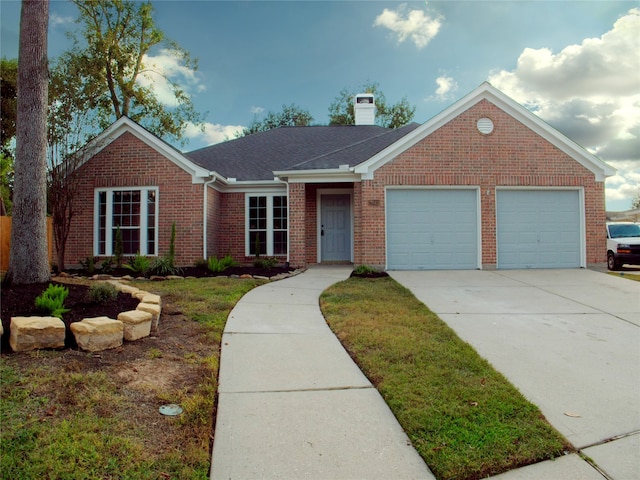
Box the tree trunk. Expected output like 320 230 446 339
6 0 50 284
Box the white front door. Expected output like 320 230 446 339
321 194 351 262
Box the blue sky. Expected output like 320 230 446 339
1 1 638 210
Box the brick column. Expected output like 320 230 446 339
288 183 307 268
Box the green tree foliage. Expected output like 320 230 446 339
632 192 640 210
0 58 18 214
239 103 313 137
65 0 204 144
0 58 18 157
328 81 416 129
0 152 13 215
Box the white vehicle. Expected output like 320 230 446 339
606 222 640 270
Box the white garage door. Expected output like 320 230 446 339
386 189 478 270
496 190 581 269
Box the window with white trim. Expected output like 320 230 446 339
95 187 158 256
247 195 287 256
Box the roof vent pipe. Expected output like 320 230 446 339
354 93 375 126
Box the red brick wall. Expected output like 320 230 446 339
361 100 606 267
64 132 206 268
216 191 245 261
207 185 221 260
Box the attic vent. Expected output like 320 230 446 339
477 117 494 135
354 93 375 126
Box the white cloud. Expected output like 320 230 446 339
184 121 244 146
250 106 265 115
435 76 458 101
137 49 205 107
374 2 443 49
488 8 640 210
49 13 74 28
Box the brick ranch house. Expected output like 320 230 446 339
63 82 614 271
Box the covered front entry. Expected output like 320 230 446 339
319 193 352 262
386 188 479 270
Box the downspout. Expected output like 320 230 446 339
274 176 290 266
202 175 217 261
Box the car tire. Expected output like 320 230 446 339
607 251 621 271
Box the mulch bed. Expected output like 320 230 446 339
1 264 294 352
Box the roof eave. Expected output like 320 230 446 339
273 168 360 183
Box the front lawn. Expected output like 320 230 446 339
0 277 265 480
320 277 570 480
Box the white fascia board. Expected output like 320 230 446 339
273 168 360 184
77 116 212 182
355 82 616 182
212 179 287 194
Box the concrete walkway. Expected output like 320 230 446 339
390 269 640 480
210 266 434 480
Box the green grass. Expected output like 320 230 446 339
0 276 265 480
608 271 640 282
320 277 570 480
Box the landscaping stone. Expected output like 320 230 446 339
115 283 140 295
70 316 123 352
141 293 161 305
137 302 162 329
118 310 153 341
133 290 150 301
92 274 113 281
10 316 66 352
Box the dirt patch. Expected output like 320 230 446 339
0 275 219 461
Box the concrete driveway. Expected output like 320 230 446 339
389 269 640 479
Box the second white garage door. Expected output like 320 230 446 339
386 189 478 270
496 189 582 269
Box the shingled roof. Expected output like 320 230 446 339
185 123 420 181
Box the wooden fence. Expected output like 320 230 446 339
0 216 54 272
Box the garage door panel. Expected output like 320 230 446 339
387 189 478 270
497 190 581 269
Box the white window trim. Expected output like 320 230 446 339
94 187 159 257
245 193 288 257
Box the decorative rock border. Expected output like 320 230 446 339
6 268 306 354
70 316 124 352
10 316 66 352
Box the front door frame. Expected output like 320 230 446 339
317 188 354 263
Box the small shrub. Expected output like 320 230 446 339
150 222 182 276
194 258 207 268
100 257 114 273
151 255 182 276
123 252 151 275
253 257 277 269
35 284 70 319
79 256 97 274
114 226 124 267
168 222 177 265
353 264 378 275
207 254 239 273
88 282 118 304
